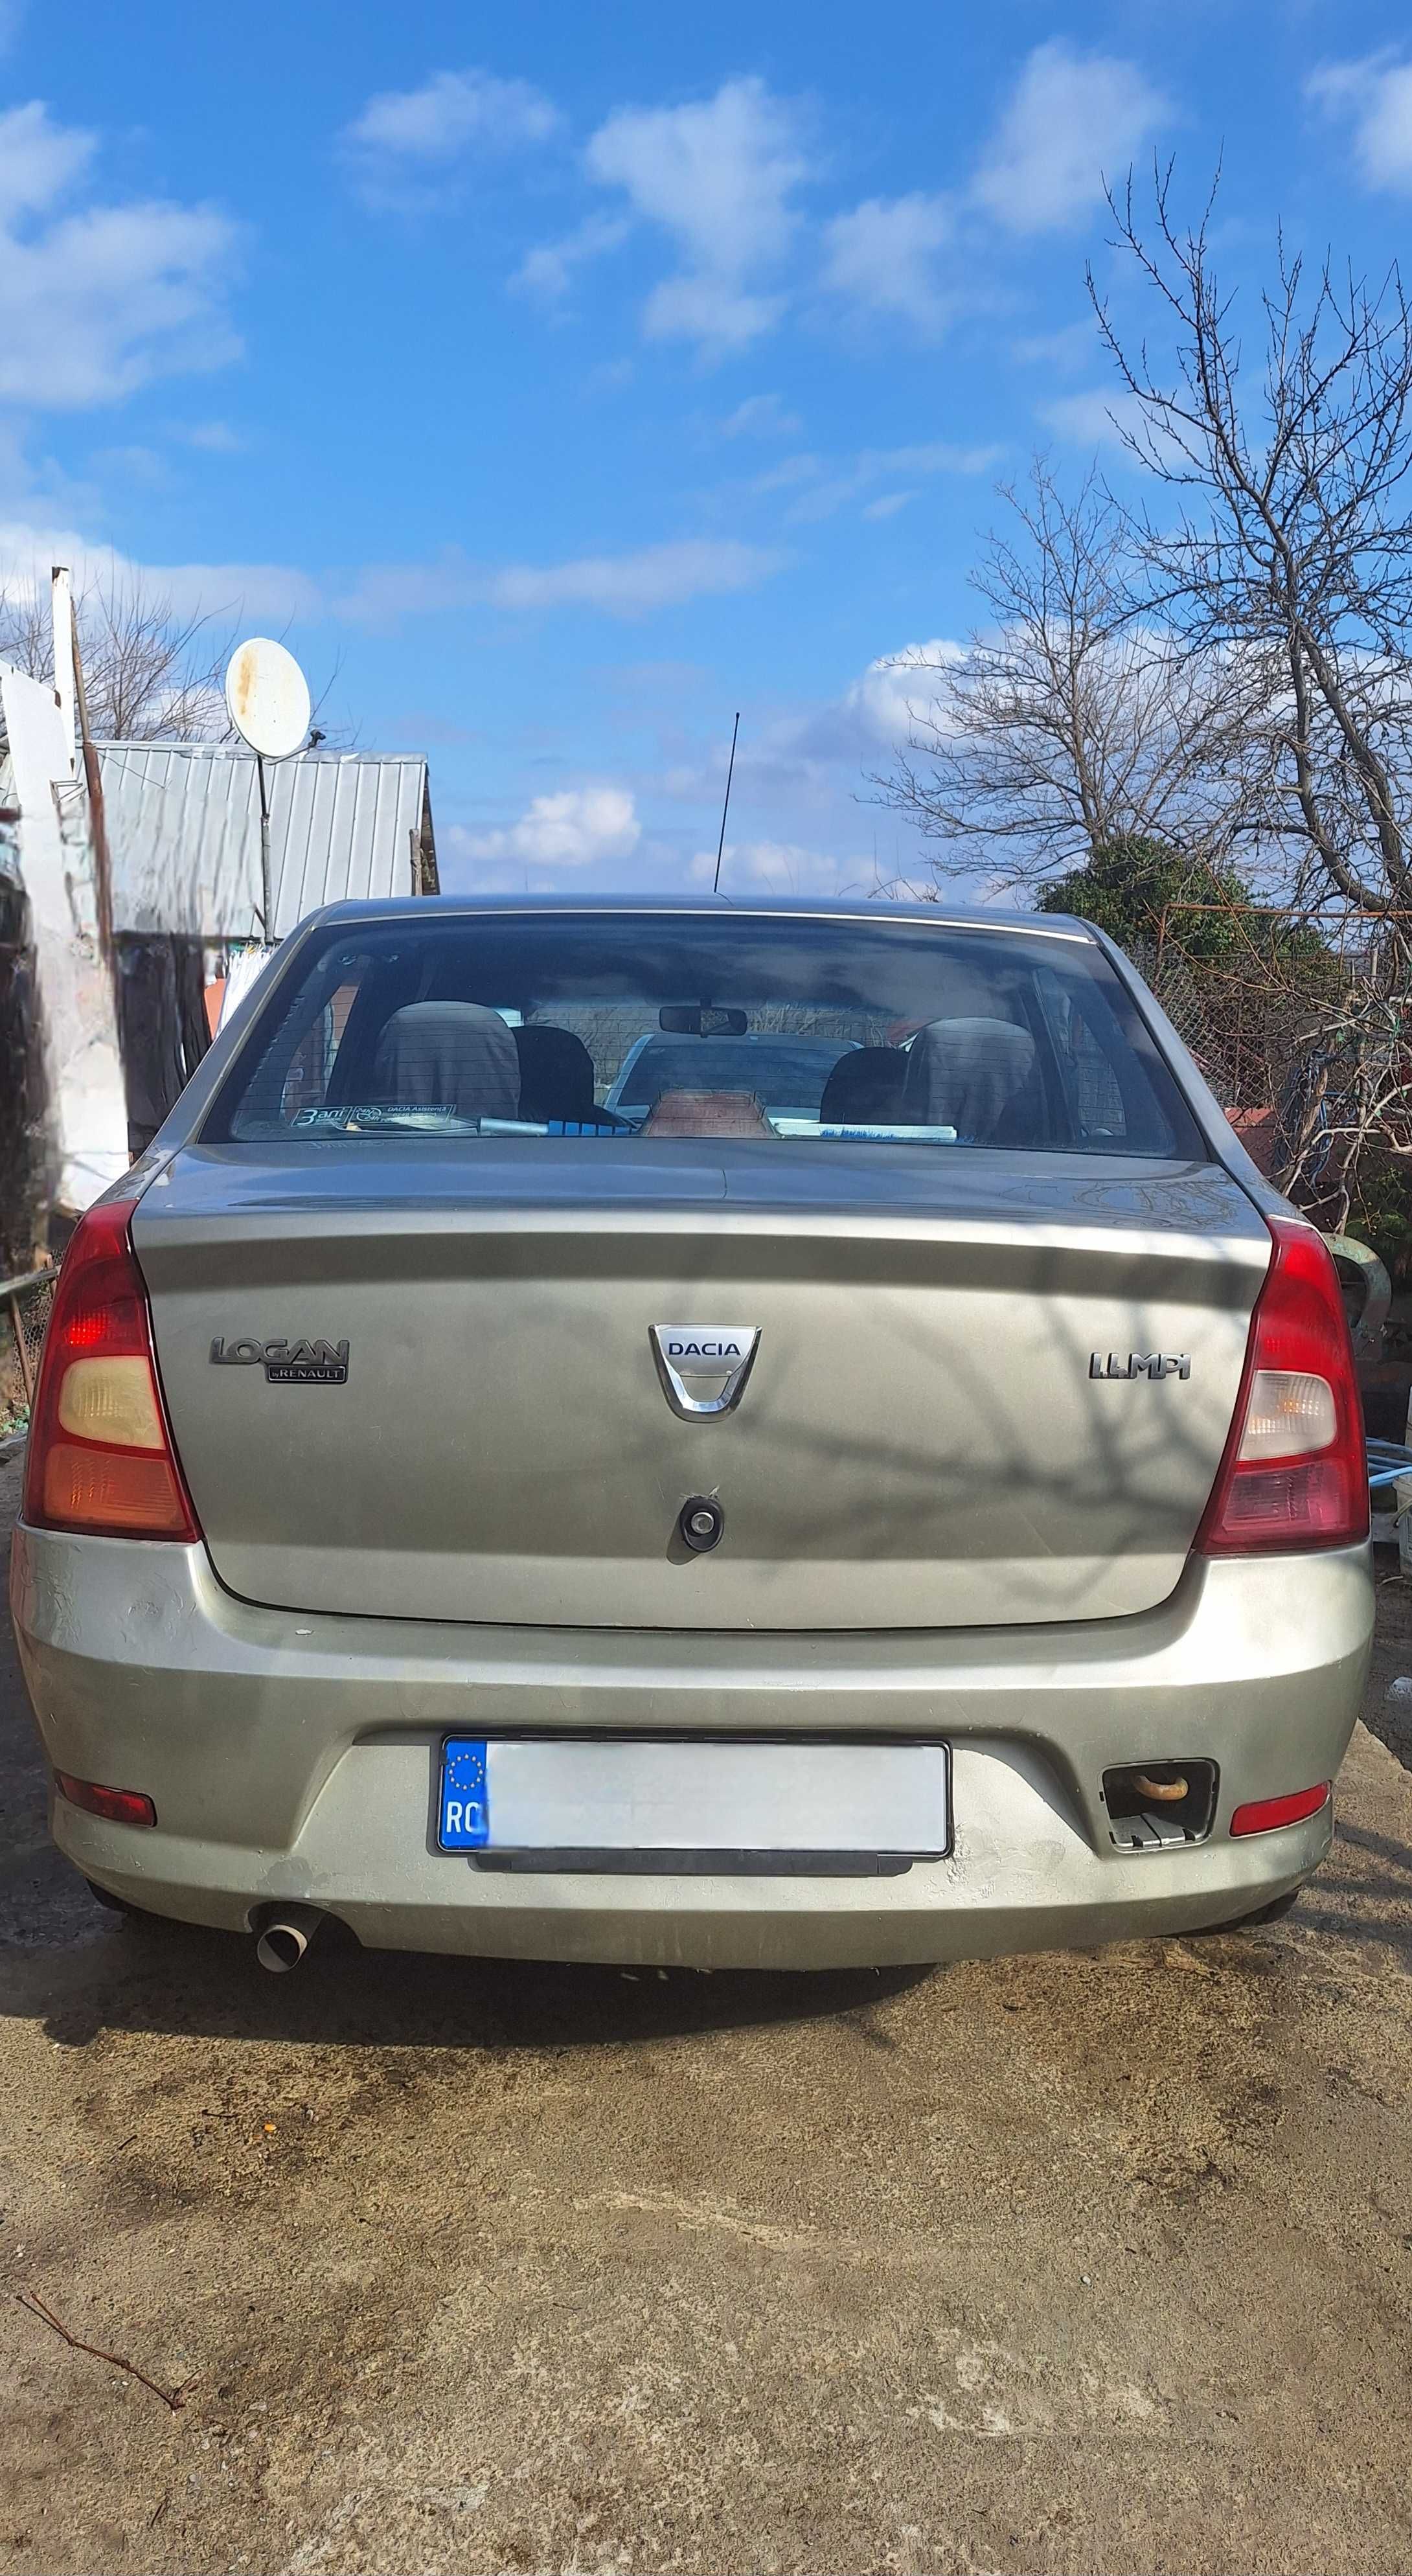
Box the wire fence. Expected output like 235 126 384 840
1 1264 55 1441
1127 901 1412 1240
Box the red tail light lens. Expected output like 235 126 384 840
22 1200 200 1541
54 1772 157 1829
1196 1215 1367 1555
1230 1783 1330 1838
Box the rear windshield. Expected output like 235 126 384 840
204 909 1201 1158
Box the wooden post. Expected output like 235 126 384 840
70 624 115 970
49 568 76 778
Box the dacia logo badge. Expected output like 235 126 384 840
650 1325 760 1420
211 1336 350 1386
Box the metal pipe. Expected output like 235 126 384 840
256 753 272 941
253 1904 323 1974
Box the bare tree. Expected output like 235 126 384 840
873 461 1257 891
0 573 231 742
1093 165 1412 919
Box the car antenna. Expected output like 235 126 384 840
712 712 740 896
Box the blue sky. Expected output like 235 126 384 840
3 1 1411 898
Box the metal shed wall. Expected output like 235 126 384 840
97 746 430 938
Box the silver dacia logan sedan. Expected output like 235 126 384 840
8 899 1372 1972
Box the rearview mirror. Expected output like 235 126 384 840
659 1005 748 1036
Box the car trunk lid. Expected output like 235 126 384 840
135 1138 1272 1630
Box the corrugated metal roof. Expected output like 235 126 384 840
97 744 431 937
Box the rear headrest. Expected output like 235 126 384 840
901 1016 1036 1140
818 1047 907 1124
514 1024 597 1123
370 1003 520 1123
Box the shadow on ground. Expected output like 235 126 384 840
0 1840 936 2051
5 1814 1412 2056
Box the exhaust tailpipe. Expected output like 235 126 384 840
254 1904 324 1974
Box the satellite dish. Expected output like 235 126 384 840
224 637 312 762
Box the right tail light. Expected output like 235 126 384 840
1196 1214 1367 1555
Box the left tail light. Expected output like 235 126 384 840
23 1198 201 1540
1195 1214 1367 1555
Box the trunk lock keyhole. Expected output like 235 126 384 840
679 1496 725 1553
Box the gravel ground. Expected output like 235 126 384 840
3 1446 1412 2576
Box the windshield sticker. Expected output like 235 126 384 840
290 1104 457 1130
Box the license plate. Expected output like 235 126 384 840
437 1737 950 1858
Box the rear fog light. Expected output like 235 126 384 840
54 1773 157 1829
1229 1783 1330 1838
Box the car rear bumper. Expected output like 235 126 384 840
9 1525 1372 1968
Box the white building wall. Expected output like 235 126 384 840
1 662 128 1215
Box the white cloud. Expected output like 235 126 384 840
161 561 320 622
582 76 810 351
584 357 635 396
177 419 245 453
658 639 965 815
970 41 1167 234
3 517 783 637
687 837 872 896
774 440 999 525
429 642 964 899
861 490 916 521
1038 388 1146 452
0 519 319 624
90 442 168 488
683 837 858 895
336 536 787 625
507 53 1159 354
451 784 641 871
0 100 94 221
1012 318 1100 373
821 191 954 332
642 273 782 348
589 78 804 279
0 104 240 409
486 539 783 614
512 213 629 301
822 640 965 757
343 67 559 165
721 392 802 439
1307 54 1412 193
749 451 823 495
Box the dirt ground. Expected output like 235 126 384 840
3 1446 1412 2576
